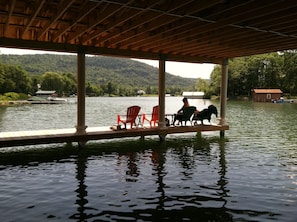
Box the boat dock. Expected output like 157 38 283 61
0 124 229 148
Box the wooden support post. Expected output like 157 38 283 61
219 58 228 138
158 58 167 141
158 59 166 128
76 52 87 136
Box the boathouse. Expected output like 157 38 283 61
182 92 205 99
252 89 283 102
1 1 297 147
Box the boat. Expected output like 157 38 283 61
272 97 294 103
272 99 294 103
182 91 205 99
28 90 68 104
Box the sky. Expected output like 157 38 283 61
0 47 214 79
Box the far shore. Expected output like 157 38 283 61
2 96 297 107
0 100 31 106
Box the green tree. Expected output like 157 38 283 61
0 64 14 94
61 72 77 95
86 82 103 96
0 64 31 94
8 66 31 93
209 65 221 96
209 53 284 98
40 72 65 95
103 81 117 96
282 50 297 94
195 78 211 98
30 74 42 94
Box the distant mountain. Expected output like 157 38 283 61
0 54 196 89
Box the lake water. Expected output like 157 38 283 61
0 97 296 222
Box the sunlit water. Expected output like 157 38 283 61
0 97 296 221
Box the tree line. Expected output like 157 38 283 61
0 62 77 98
3 51 297 101
197 51 297 98
0 62 191 100
0 54 197 100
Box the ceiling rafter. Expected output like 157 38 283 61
82 8 145 45
37 0 76 40
115 18 196 50
157 29 285 58
52 1 102 42
1 0 297 63
117 0 260 51
216 39 296 58
180 31 297 57
128 0 297 56
152 24 269 55
88 0 228 49
112 0 223 50
106 14 183 48
241 6 297 29
4 0 16 35
259 18 297 35
21 0 46 39
94 0 191 46
66 2 128 43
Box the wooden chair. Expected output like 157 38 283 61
117 105 141 129
142 105 159 127
174 106 196 126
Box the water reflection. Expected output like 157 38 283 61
117 151 140 182
218 139 228 207
0 136 291 221
161 138 233 221
151 142 167 211
70 150 88 221
0 106 7 129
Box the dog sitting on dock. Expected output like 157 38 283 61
192 105 218 125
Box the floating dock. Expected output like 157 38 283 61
0 125 229 148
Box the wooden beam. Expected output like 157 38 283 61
4 0 16 35
158 58 166 129
0 125 229 148
52 1 101 41
67 2 131 42
21 0 46 39
84 0 162 45
76 52 87 134
37 0 76 40
219 58 228 138
0 37 221 64
104 0 213 48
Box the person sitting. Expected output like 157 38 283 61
173 97 189 125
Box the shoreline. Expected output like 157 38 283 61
0 100 31 106
1 97 297 106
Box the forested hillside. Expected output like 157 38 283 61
3 51 297 100
0 54 196 89
199 51 297 98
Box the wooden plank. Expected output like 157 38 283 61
0 125 229 148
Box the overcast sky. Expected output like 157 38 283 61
0 47 214 79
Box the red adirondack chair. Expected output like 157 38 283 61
117 105 141 129
142 105 159 127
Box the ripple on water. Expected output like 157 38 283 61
1 99 297 221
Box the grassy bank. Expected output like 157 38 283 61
0 92 30 106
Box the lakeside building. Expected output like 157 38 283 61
252 89 282 102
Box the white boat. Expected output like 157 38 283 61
182 91 205 99
28 90 68 104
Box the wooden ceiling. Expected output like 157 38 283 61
1 0 297 64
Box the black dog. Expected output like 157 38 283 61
192 105 218 125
